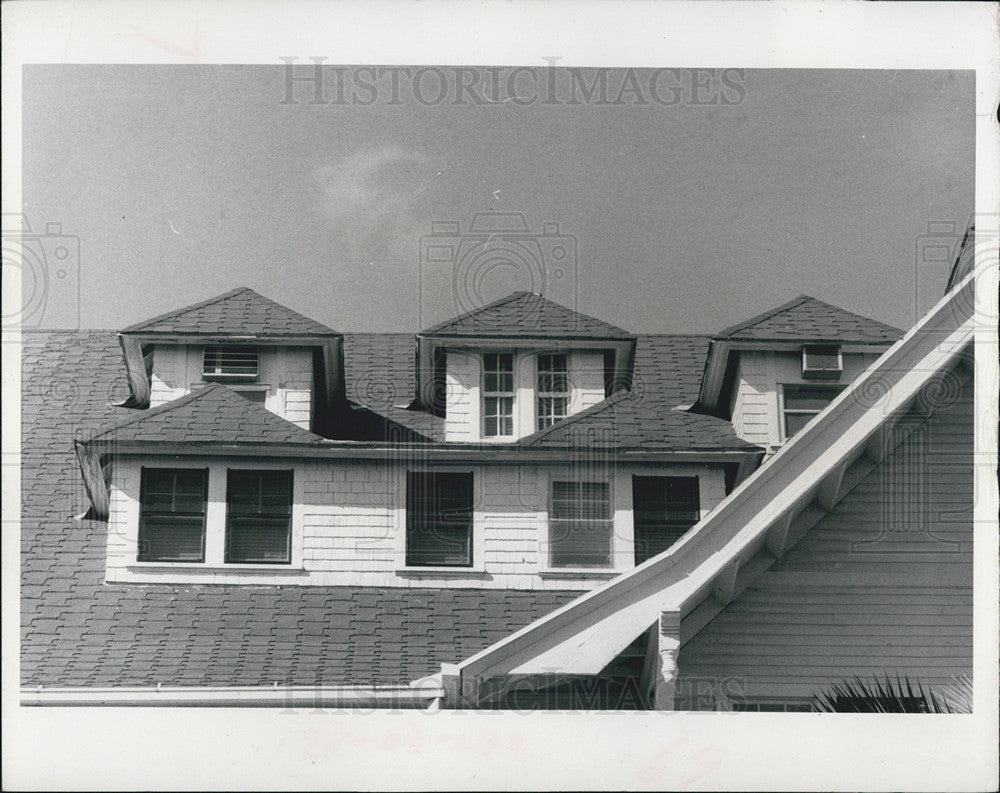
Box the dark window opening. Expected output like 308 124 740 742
406 471 474 566
225 470 293 564
632 476 700 564
138 468 208 562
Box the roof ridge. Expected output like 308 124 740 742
419 291 533 335
85 383 225 440
519 390 632 445
715 295 812 338
119 287 252 333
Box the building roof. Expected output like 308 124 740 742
716 295 903 344
119 287 340 337
454 273 974 685
519 391 760 452
83 382 330 446
420 291 634 339
20 330 579 688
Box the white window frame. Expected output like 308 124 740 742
482 352 516 438
123 459 303 571
547 478 615 569
536 352 570 430
779 383 845 441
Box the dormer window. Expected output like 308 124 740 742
801 344 842 380
483 352 515 437
203 345 260 380
537 353 569 430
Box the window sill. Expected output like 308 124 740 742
395 566 490 577
127 563 307 574
537 567 621 578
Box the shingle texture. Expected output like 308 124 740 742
718 295 903 344
120 287 339 337
21 331 578 687
85 383 329 446
421 291 633 339
342 332 445 441
520 391 759 451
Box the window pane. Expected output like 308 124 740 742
138 469 207 562
139 515 205 562
783 384 843 411
226 515 291 563
784 412 814 438
406 472 473 566
549 481 612 567
632 476 700 563
225 470 292 564
484 416 498 436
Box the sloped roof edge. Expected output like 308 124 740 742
452 272 976 684
120 287 340 336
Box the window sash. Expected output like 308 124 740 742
781 384 845 439
225 470 293 564
406 472 474 567
632 476 700 563
483 353 515 437
549 481 612 568
138 468 208 562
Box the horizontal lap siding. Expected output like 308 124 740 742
678 377 973 706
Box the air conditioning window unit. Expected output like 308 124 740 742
801 344 842 380
202 345 260 379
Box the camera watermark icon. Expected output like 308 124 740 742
419 212 577 330
915 216 998 330
1 213 81 329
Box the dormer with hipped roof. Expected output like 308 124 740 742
117 287 343 433
695 295 903 453
415 292 637 442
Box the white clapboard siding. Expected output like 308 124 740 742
677 381 973 706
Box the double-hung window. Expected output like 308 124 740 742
482 353 515 437
537 353 569 430
225 470 293 564
549 480 613 568
203 345 260 379
781 384 845 440
406 471 474 566
632 476 700 564
138 468 208 562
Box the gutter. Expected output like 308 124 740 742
21 682 445 708
80 441 761 464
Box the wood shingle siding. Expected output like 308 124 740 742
677 372 973 707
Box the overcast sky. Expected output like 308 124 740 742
21 66 974 334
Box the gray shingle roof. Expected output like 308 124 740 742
120 287 340 337
420 291 633 339
21 330 578 688
519 391 760 451
717 295 903 344
84 382 329 446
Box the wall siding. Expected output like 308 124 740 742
149 344 313 429
678 375 973 708
444 349 609 442
730 350 880 453
107 458 727 590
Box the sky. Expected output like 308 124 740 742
20 66 974 334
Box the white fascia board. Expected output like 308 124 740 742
458 274 974 680
21 683 444 708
